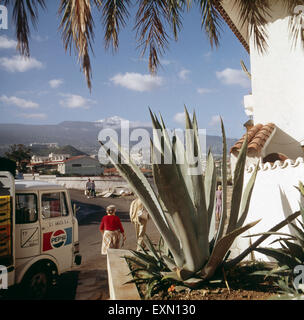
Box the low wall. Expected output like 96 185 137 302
23 174 130 192
230 157 304 262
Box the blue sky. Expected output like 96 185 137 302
0 1 251 139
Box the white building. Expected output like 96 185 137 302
57 155 104 176
217 0 304 261
48 153 70 162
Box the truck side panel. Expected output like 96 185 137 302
0 172 15 288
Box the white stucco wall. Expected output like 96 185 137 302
230 157 304 262
249 0 304 149
23 174 130 191
59 156 104 175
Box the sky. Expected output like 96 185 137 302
0 1 251 139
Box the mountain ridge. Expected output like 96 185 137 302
0 117 238 156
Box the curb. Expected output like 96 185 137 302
107 249 141 300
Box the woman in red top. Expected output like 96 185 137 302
100 204 126 255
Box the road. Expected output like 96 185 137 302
0 189 160 300
67 189 161 300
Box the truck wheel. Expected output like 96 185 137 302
22 266 51 299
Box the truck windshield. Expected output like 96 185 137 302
41 192 69 219
16 194 38 224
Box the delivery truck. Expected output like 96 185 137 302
0 171 81 299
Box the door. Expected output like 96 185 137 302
15 193 40 259
40 191 73 271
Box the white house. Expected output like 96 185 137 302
216 0 304 261
57 155 104 176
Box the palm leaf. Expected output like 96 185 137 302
59 0 95 90
101 0 131 52
135 0 170 74
5 0 46 56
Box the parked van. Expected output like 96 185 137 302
0 171 81 298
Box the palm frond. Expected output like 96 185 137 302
135 0 170 74
101 0 131 52
58 0 96 91
4 0 46 56
199 0 223 48
234 0 271 53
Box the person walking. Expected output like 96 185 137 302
99 205 126 255
215 184 223 223
91 180 96 197
86 178 92 198
129 198 149 251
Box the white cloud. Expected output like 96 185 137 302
0 36 17 49
0 95 39 109
49 79 64 88
0 55 44 72
178 68 190 80
110 72 163 92
216 68 250 88
59 94 95 109
19 113 47 120
209 115 221 126
174 112 193 125
197 88 214 95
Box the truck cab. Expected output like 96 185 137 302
0 172 81 298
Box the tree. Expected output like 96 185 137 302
4 0 304 91
0 157 17 176
5 144 32 172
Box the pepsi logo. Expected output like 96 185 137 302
51 229 67 248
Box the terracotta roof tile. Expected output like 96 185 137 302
230 123 275 156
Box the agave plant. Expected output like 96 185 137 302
99 108 300 281
248 183 304 281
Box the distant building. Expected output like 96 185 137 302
49 153 70 161
29 142 59 148
57 155 104 175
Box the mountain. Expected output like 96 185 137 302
0 117 237 156
29 144 87 157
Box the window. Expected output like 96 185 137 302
72 164 82 167
41 192 69 219
16 194 38 224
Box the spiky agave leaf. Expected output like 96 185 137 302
226 133 249 234
214 117 227 243
254 247 299 270
200 219 261 280
235 161 259 229
224 210 302 268
186 109 209 249
151 121 205 273
204 149 217 232
98 137 184 267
